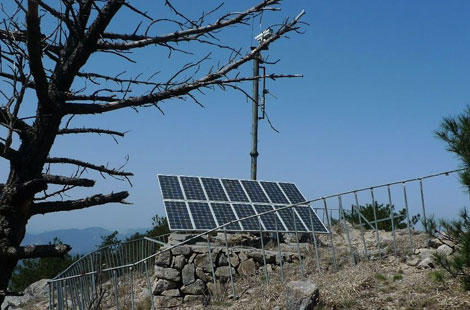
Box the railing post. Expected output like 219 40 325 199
275 214 284 283
339 196 356 264
402 182 414 253
207 237 216 284
223 228 237 298
112 270 120 310
292 207 304 278
144 260 156 310
257 217 269 285
354 192 368 258
387 185 398 257
370 188 382 257
308 206 321 273
130 267 135 310
323 198 338 271
419 179 430 247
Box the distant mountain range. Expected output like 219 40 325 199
22 227 149 255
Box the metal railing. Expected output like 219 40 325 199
48 168 468 310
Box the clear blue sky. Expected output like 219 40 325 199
1 0 470 233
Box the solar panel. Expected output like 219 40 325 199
279 182 307 204
260 181 289 204
201 178 229 201
180 176 207 200
275 205 308 232
221 179 250 202
187 202 217 230
210 203 242 231
232 204 260 231
164 201 193 230
158 175 184 200
295 206 328 233
158 175 328 234
241 180 270 203
253 204 285 231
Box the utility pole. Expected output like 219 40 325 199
250 28 272 180
250 51 260 180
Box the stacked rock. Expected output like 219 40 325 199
152 244 299 307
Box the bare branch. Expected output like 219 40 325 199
26 0 51 108
46 157 133 177
2 244 71 259
31 191 129 215
41 174 95 187
57 128 126 137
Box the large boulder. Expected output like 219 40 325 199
155 266 181 282
155 250 172 267
182 263 196 285
153 279 178 295
437 244 453 256
215 266 235 278
286 280 319 310
180 279 206 295
238 258 256 275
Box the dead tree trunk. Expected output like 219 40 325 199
0 1 304 305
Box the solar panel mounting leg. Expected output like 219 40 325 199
207 237 216 284
223 228 237 299
308 207 321 273
257 217 269 285
322 198 338 271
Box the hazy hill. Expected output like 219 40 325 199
22 227 148 255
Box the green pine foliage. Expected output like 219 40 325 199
425 209 470 290
343 201 420 231
9 238 79 292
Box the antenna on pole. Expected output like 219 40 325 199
250 28 273 180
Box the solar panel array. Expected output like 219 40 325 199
158 175 328 234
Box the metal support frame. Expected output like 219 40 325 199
419 179 430 247
130 267 135 310
145 260 156 310
112 270 120 310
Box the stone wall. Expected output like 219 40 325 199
152 243 299 308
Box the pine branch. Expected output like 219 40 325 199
46 157 133 177
1 244 71 259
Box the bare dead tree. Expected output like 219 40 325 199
0 0 304 303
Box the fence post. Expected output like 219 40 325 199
370 188 382 258
387 185 398 257
322 198 338 271
402 182 414 253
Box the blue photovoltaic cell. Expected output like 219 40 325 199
221 179 249 202
294 206 328 233
165 201 193 230
260 181 289 204
275 205 308 231
180 176 207 201
253 204 286 231
210 203 242 231
201 178 229 202
241 180 270 203
159 175 184 200
233 204 260 230
279 183 307 204
187 202 217 230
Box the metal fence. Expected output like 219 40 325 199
47 168 468 310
